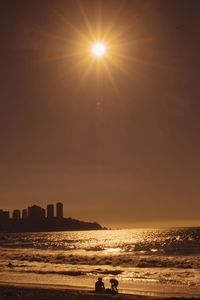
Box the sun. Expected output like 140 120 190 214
43 4 140 95
91 42 107 58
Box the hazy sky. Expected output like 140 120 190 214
0 0 200 228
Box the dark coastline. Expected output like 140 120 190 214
0 217 103 233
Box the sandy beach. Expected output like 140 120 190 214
0 284 199 300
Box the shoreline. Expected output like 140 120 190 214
0 282 199 300
1 272 200 299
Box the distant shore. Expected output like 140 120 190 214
0 283 199 300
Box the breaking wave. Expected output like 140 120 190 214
1 248 199 269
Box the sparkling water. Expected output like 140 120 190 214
0 228 199 297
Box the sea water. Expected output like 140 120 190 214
0 228 199 297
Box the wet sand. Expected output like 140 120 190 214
0 284 199 300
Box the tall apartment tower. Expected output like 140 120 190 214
56 202 63 219
22 209 27 219
47 204 54 218
12 209 21 220
3 211 10 221
41 208 46 219
28 205 44 220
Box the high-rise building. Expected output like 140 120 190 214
28 205 45 220
56 202 63 219
41 208 45 219
12 209 21 220
22 209 27 219
0 210 10 223
3 211 10 221
0 210 4 222
47 204 54 218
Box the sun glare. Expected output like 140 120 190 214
45 4 140 96
91 42 107 58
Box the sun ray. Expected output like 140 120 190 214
96 0 102 39
115 52 170 70
106 23 134 44
108 55 134 81
54 11 91 44
28 21 70 43
77 0 96 41
102 2 126 40
39 46 89 62
80 60 95 83
110 36 156 49
102 60 121 100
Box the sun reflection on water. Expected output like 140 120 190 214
0 228 200 296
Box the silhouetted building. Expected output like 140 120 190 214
0 210 10 222
47 204 54 218
28 205 45 220
41 208 45 219
12 209 21 220
3 211 10 221
22 209 27 219
56 202 63 219
0 210 10 231
0 203 103 232
0 210 4 224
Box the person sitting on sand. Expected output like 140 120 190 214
95 277 105 293
110 278 119 293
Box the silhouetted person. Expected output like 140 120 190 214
110 278 119 293
95 277 105 293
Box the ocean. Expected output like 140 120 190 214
0 228 199 297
